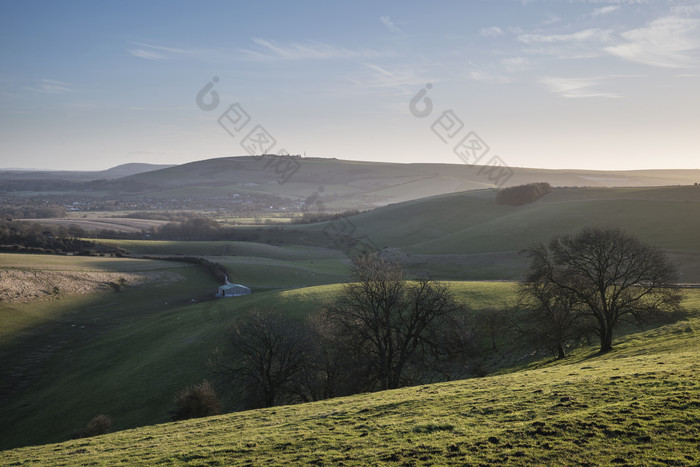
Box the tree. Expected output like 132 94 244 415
319 254 463 391
519 255 591 359
496 182 552 206
171 380 221 420
524 227 682 353
215 309 311 408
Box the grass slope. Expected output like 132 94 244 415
0 277 517 450
2 291 698 465
291 185 700 281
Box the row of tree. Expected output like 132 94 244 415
207 227 682 412
0 220 94 253
496 182 552 206
0 203 67 219
211 255 478 409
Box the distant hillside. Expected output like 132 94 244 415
90 156 700 209
290 185 700 282
329 185 700 253
3 156 699 209
0 163 174 181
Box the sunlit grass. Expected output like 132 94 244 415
2 289 698 465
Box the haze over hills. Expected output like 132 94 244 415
5 156 697 210
0 163 174 181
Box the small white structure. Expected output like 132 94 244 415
217 276 251 297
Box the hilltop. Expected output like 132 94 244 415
0 163 173 181
94 156 700 209
3 156 699 210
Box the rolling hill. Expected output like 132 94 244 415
259 184 700 282
99 156 700 208
6 156 698 210
2 289 698 465
0 163 174 181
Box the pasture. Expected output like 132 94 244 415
2 289 698 465
0 265 525 450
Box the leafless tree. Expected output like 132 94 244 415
319 254 464 390
215 308 311 408
519 255 591 358
523 227 682 353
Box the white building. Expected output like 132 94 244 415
217 282 251 297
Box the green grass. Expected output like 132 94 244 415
335 186 700 254
285 185 700 281
88 239 351 289
0 254 192 341
0 253 183 271
92 239 343 261
2 290 698 465
0 279 520 450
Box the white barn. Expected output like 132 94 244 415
217 282 251 297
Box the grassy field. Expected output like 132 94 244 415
89 239 351 289
319 186 700 254
2 182 698 457
0 272 523 451
284 185 700 281
0 254 222 449
2 289 698 465
0 254 191 340
19 217 170 233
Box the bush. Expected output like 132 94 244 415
73 414 111 439
171 380 221 421
496 182 552 206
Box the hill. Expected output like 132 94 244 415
0 261 513 450
2 290 698 465
100 156 700 208
0 163 173 182
285 185 700 282
7 155 697 210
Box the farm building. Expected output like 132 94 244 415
217 283 251 297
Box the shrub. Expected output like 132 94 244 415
496 182 552 206
171 380 221 421
73 414 111 439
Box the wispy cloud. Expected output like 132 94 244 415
127 42 218 61
592 5 620 17
347 62 436 96
539 76 621 98
467 70 509 84
518 28 609 45
241 38 385 61
672 3 700 15
542 12 561 25
128 48 167 61
605 16 700 68
480 26 504 38
25 79 75 94
501 56 531 72
518 28 612 59
380 16 402 34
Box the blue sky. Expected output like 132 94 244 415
1 0 699 170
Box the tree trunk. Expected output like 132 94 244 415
556 342 566 360
599 327 613 353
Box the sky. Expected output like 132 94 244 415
1 0 699 171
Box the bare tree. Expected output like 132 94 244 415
519 252 590 359
214 308 311 408
524 227 682 353
319 254 463 390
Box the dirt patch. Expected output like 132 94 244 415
0 269 181 303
